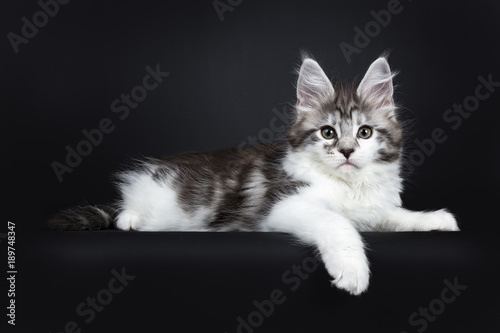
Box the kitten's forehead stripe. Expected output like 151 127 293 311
320 84 360 118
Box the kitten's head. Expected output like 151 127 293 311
287 56 403 179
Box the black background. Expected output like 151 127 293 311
1 1 500 332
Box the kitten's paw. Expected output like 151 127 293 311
116 210 141 230
423 209 459 231
326 253 370 295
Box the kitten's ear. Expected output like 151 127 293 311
297 58 334 109
357 57 394 109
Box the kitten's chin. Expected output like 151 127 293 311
332 161 363 178
336 163 359 175
337 161 358 170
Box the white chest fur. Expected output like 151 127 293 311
283 152 402 230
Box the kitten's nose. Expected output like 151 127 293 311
339 148 354 159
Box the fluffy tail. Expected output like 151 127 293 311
48 204 118 231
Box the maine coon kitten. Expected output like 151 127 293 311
49 55 459 295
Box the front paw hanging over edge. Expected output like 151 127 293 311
324 251 371 295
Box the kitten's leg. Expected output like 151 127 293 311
382 207 459 231
264 198 370 295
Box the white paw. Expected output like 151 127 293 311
116 210 142 230
324 252 370 295
422 209 459 231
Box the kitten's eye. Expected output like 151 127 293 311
357 126 373 139
321 126 337 140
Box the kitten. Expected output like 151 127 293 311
49 55 459 295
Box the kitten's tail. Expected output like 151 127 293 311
48 204 118 231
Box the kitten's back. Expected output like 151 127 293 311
48 143 305 231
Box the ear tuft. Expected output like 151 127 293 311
296 58 334 109
357 57 395 109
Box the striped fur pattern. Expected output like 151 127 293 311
49 55 459 295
